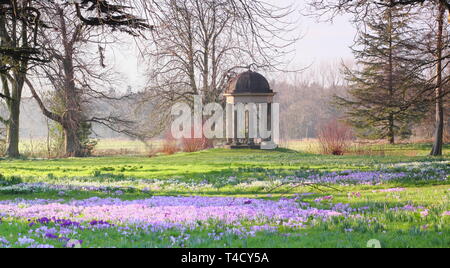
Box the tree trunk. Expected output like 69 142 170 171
61 73 83 157
1 7 28 158
6 98 20 158
60 6 83 158
431 3 445 156
64 124 83 157
389 135 395 145
431 98 444 156
387 8 395 146
6 71 25 158
388 115 395 145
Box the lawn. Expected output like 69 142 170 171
0 145 449 248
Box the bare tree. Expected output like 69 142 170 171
0 0 45 158
143 0 298 119
27 2 152 157
0 0 152 157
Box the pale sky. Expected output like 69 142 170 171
111 0 357 89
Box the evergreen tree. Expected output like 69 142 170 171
337 6 428 144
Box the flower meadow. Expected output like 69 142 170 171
0 155 449 248
0 196 346 248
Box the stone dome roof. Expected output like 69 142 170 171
226 71 273 94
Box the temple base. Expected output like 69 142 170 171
223 144 262 150
261 141 278 150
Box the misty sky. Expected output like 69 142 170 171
111 1 357 89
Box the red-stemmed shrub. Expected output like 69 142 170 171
181 125 213 153
161 131 179 155
317 120 353 156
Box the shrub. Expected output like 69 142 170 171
181 135 212 153
181 137 212 152
317 120 353 156
161 131 179 155
161 125 213 154
181 123 213 153
79 121 97 157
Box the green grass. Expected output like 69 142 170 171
1 146 448 180
0 144 449 248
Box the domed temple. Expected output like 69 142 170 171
225 71 273 95
224 71 278 150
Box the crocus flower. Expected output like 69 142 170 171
420 210 429 218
